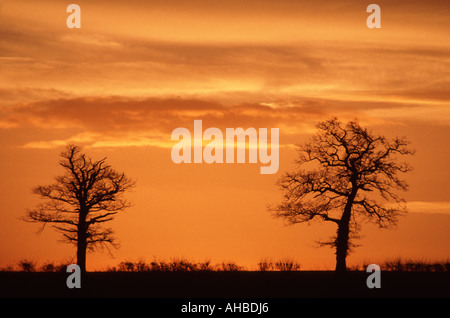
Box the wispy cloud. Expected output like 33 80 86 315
21 132 174 150
2 2 449 107
2 92 449 150
406 201 450 215
2 97 323 149
1 0 449 150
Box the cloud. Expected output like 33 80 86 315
21 132 174 150
2 96 325 149
5 94 399 132
2 3 449 105
406 201 450 215
1 0 449 150
2 90 449 150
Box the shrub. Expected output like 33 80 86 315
40 262 57 272
0 265 15 272
383 258 405 272
383 258 450 272
258 259 274 272
275 259 301 271
149 260 169 271
117 261 136 272
134 259 150 272
444 262 450 272
198 260 214 271
168 258 197 272
218 262 243 271
17 259 36 272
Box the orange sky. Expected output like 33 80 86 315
0 0 449 271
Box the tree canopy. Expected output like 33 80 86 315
24 145 135 271
269 118 414 271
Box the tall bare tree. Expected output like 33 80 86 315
269 118 414 272
24 145 135 272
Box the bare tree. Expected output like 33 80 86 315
268 118 414 272
24 145 135 272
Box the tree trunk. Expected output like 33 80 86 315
76 237 87 273
77 207 88 273
335 185 357 273
335 221 350 273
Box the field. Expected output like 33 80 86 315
1 271 449 298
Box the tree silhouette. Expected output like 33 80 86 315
269 118 414 272
24 145 135 272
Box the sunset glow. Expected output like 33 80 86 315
1 0 449 271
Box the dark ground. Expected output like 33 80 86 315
1 271 449 298
1 272 448 316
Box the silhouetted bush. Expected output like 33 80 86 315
117 261 137 272
40 262 56 272
382 258 450 272
258 258 301 271
113 259 216 272
17 259 36 272
0 265 15 272
40 261 70 272
258 259 274 271
218 262 243 271
149 260 169 271
384 258 405 272
275 259 301 271
7 257 448 273
198 260 214 271
111 258 305 272
168 258 197 272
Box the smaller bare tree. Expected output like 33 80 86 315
24 145 135 272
